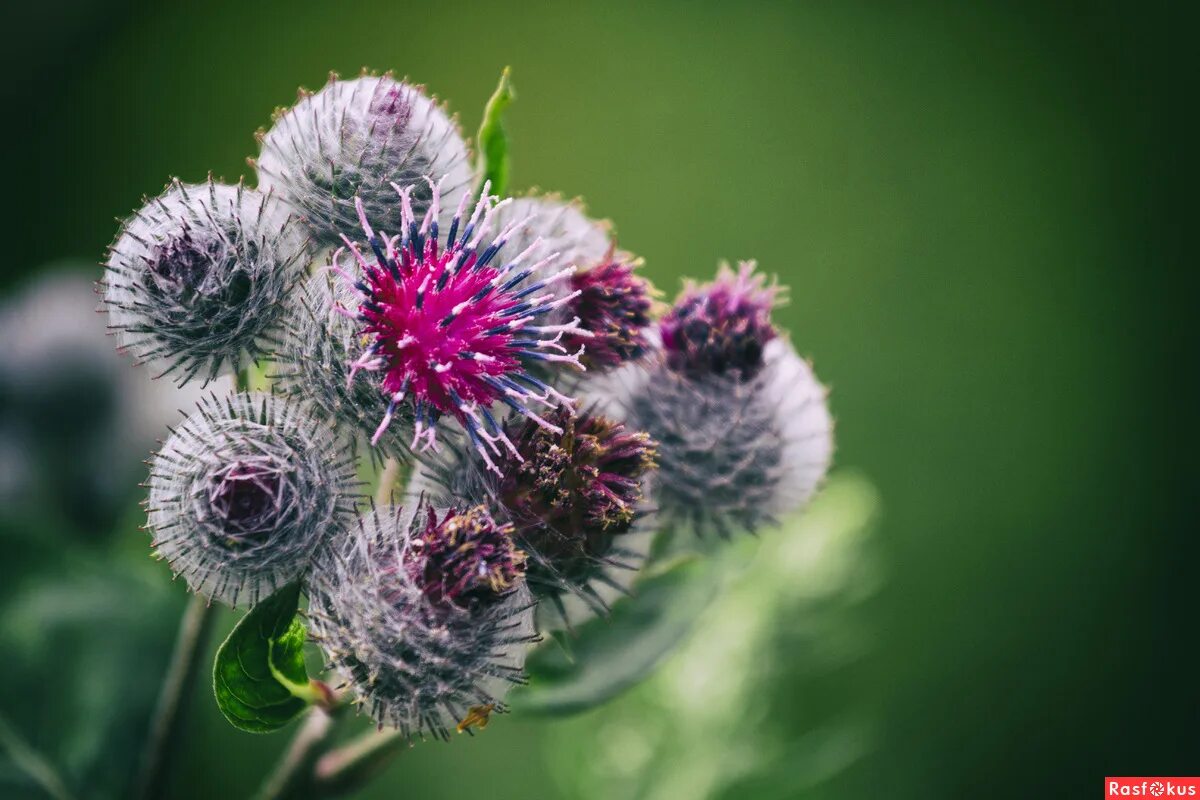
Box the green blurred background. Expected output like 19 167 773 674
0 1 1189 798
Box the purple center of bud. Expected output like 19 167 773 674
406 506 525 609
150 230 219 299
356 83 416 153
499 407 658 584
337 182 589 472
206 457 291 550
660 261 778 379
568 259 653 369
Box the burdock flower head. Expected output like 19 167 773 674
146 393 358 606
569 258 654 369
660 260 779 380
255 73 473 245
332 180 591 470
499 407 657 603
627 261 833 537
308 503 536 739
414 406 658 617
102 178 310 384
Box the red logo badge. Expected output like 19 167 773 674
1107 778 1200 797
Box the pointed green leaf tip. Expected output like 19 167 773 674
213 582 319 733
476 67 515 197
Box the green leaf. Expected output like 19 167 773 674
510 554 725 716
212 583 318 733
475 67 515 197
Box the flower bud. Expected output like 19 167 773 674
146 392 357 606
660 260 779 380
102 179 310 384
569 259 654 369
627 262 833 536
308 503 536 739
413 406 659 620
255 74 473 245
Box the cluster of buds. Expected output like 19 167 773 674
105 70 833 741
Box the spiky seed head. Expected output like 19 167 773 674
410 406 658 619
629 339 833 537
660 260 780 380
499 407 657 590
274 269 415 460
102 179 310 384
308 503 536 739
569 259 654 369
256 75 474 246
146 392 358 606
332 180 591 470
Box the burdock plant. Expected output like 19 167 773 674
92 67 834 800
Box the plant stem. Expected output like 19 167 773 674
133 593 217 800
312 728 407 797
252 706 339 800
375 457 401 505
0 711 78 800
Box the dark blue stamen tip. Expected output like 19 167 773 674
475 242 503 270
499 268 533 293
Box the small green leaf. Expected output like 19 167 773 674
510 554 725 716
475 67 515 197
212 583 317 733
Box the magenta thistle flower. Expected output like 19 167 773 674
568 258 654 369
334 179 591 472
660 260 780 379
406 505 526 609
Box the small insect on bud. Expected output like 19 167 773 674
660 260 779 380
146 393 357 606
568 259 655 369
255 75 474 246
308 504 536 740
332 180 592 470
102 179 310 384
628 261 833 537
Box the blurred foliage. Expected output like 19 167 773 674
514 553 724 716
546 474 880 799
0 1 1189 799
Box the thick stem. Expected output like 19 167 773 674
312 729 407 797
252 706 338 800
133 594 217 800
